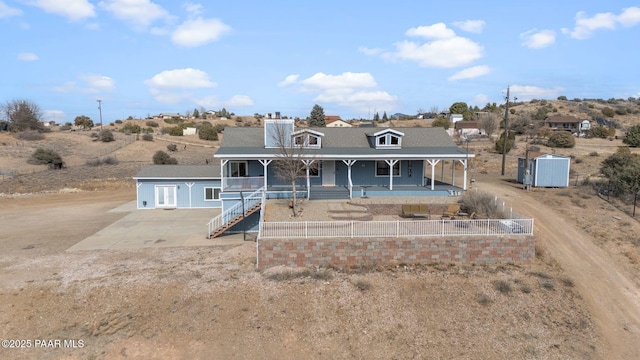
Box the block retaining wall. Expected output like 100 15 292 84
257 236 534 269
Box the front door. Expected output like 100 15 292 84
155 185 177 208
322 160 335 187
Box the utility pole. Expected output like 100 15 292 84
500 86 514 176
97 100 103 131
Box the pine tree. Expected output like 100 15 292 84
309 104 325 127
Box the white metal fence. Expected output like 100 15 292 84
260 218 533 239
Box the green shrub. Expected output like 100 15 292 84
29 148 64 168
431 117 450 129
495 131 516 154
86 156 119 166
142 133 153 141
589 125 615 139
146 121 159 127
493 280 512 294
153 150 178 165
168 126 183 136
121 123 141 134
547 131 575 148
214 123 227 133
198 124 218 141
623 125 640 147
115 119 123 124
99 129 114 142
601 107 615 117
460 191 505 219
167 144 178 152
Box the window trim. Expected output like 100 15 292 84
204 187 221 201
229 161 248 177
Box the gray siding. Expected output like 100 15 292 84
534 157 570 187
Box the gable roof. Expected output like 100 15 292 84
544 115 581 123
454 121 480 129
325 116 341 123
215 126 467 158
134 164 221 179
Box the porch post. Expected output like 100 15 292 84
258 159 272 191
451 160 455 187
302 160 315 199
427 159 440 190
342 160 356 199
385 160 398 191
462 159 468 190
441 161 445 182
221 159 228 191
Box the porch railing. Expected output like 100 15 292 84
207 186 265 238
260 218 533 239
223 177 264 191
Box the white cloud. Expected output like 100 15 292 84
17 52 38 61
53 81 77 93
0 1 22 18
392 37 483 68
30 0 95 21
473 94 490 106
80 74 115 93
42 110 66 123
225 95 254 107
145 68 216 89
99 0 171 29
171 18 231 47
563 7 640 39
452 20 485 34
509 85 565 100
278 74 299 87
448 65 491 81
183 2 202 16
358 46 383 56
291 72 397 113
618 6 640 27
406 23 456 39
520 29 556 49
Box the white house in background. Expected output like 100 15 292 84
326 118 352 128
450 114 463 123
454 121 483 137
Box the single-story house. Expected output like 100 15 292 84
517 153 570 187
183 127 197 136
454 121 483 137
326 118 352 127
134 165 221 209
541 115 582 132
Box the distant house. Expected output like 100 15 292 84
450 114 463 123
326 118 352 127
155 113 184 121
454 121 483 137
541 115 582 132
134 165 222 209
517 153 570 187
183 127 197 136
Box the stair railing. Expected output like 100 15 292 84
207 186 265 238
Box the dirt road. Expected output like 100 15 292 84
477 179 640 359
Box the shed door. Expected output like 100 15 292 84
156 185 177 208
322 161 335 187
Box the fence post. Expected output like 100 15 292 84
305 221 308 239
351 221 354 238
486 219 490 235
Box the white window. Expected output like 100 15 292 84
375 133 402 148
155 185 177 208
204 187 220 201
375 161 400 177
230 161 248 177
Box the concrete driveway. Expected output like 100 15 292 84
68 201 245 251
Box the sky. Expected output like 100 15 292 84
1 0 640 124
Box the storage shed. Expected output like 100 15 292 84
517 153 570 187
134 165 221 209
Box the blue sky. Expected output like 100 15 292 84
2 1 640 124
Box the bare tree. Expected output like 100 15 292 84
479 113 498 139
269 121 317 217
4 99 42 132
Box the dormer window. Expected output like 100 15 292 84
291 129 324 149
371 129 404 149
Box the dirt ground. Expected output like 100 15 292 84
1 129 640 359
